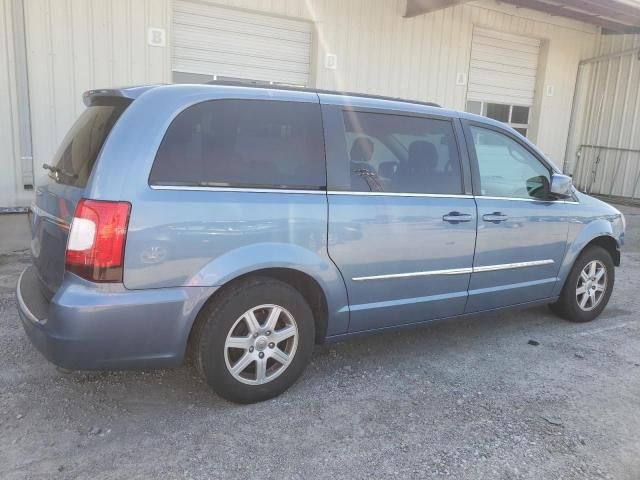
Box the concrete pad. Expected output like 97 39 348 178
0 214 30 255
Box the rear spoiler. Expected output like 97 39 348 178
82 85 161 107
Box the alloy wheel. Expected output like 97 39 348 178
224 304 298 385
575 260 607 312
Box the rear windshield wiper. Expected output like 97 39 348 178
42 163 78 181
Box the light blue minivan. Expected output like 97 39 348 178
17 83 625 403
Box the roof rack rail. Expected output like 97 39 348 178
203 80 442 108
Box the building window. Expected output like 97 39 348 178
172 71 303 88
172 71 214 84
465 101 531 138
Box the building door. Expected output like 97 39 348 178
466 28 541 138
171 1 312 86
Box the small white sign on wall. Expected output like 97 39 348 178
456 72 467 86
147 28 166 47
325 53 338 70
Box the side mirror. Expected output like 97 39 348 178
550 173 572 199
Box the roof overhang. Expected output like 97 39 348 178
404 0 640 33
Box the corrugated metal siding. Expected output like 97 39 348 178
0 0 22 208
173 1 312 85
467 27 541 105
2 0 600 205
565 34 640 199
23 0 171 189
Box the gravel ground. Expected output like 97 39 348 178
1 204 639 480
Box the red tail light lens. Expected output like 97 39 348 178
65 199 131 282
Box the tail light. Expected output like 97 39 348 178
65 199 131 282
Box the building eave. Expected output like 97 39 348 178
404 0 640 33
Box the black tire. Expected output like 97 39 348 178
190 276 315 404
549 245 615 323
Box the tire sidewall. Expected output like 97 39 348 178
197 278 315 403
562 246 615 322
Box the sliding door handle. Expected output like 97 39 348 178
482 212 509 223
443 211 473 224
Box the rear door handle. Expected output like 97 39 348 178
442 211 473 224
482 212 509 223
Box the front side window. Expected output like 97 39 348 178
338 111 463 194
470 125 550 199
150 100 325 189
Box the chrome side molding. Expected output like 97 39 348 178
472 259 555 272
353 267 473 281
150 185 326 195
149 185 579 203
352 259 554 281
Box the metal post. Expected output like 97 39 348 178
11 0 34 191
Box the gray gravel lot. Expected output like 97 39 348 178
1 204 639 480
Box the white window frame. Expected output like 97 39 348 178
466 101 531 137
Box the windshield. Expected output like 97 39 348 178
50 104 127 187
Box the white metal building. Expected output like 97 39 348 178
566 32 640 199
1 0 639 209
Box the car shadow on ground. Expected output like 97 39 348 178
61 301 585 408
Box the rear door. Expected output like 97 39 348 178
462 121 570 311
321 96 477 333
30 101 129 297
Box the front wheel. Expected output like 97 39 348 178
550 245 615 323
191 277 315 404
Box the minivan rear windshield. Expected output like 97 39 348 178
50 103 128 187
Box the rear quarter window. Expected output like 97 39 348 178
149 99 326 190
52 104 127 187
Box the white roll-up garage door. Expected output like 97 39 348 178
467 27 541 106
172 1 312 86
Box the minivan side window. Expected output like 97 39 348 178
336 111 463 194
149 100 325 190
469 126 551 200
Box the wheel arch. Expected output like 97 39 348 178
187 266 336 358
553 218 621 297
228 267 329 344
584 235 620 266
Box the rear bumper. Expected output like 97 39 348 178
17 265 216 370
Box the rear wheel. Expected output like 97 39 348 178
191 277 315 404
550 245 614 323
